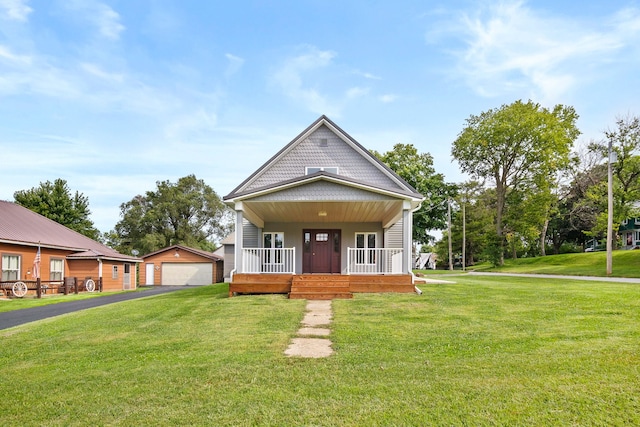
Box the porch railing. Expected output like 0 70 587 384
241 248 296 274
347 248 404 274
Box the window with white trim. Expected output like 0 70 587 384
1 254 20 281
355 232 377 264
263 232 284 264
635 230 640 242
112 265 118 279
50 259 64 282
306 167 339 175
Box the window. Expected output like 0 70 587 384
2 254 20 281
112 265 118 279
304 232 311 253
355 232 377 264
305 167 339 175
50 259 64 282
263 232 284 264
635 230 640 242
316 232 329 242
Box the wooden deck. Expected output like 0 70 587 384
229 273 414 299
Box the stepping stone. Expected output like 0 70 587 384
285 338 333 358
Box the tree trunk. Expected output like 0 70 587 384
540 218 548 256
495 175 506 266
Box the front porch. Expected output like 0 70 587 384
229 273 414 299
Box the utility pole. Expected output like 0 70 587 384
448 197 453 270
462 200 466 272
606 139 614 275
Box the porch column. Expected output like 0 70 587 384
235 210 244 274
402 203 413 274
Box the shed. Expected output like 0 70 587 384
140 245 223 286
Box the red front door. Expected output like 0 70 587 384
303 229 341 273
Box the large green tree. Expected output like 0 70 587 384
588 115 640 234
112 175 232 255
14 178 100 240
451 100 580 264
372 143 456 244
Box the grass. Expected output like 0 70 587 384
0 287 149 313
492 250 640 277
419 249 640 278
1 279 639 425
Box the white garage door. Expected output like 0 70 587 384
161 263 212 286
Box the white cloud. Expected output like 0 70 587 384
0 44 31 64
379 94 397 103
346 86 369 99
94 3 125 39
271 45 340 116
81 62 124 82
430 1 640 102
65 1 125 40
164 109 218 140
225 53 245 78
0 0 32 22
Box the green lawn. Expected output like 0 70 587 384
420 249 640 278
1 279 639 426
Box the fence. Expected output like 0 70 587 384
0 277 102 298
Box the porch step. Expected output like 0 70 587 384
289 275 352 300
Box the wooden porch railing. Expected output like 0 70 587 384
241 248 296 274
347 248 404 274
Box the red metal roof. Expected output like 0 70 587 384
0 200 140 262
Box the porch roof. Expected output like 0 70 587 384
226 172 422 227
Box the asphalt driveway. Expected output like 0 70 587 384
0 286 188 330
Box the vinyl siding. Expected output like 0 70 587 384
244 125 404 192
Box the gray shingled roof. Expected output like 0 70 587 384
223 115 423 201
0 200 140 262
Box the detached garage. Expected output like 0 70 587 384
140 245 224 286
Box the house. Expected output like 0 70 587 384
140 244 224 286
619 218 640 249
415 253 437 270
222 115 425 299
217 232 235 282
0 200 141 296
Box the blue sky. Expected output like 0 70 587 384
1 0 639 233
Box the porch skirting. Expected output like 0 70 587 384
229 273 414 299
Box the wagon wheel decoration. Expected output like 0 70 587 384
85 279 96 293
12 281 28 298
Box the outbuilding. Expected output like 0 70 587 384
140 245 223 286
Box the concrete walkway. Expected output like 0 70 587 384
285 300 334 358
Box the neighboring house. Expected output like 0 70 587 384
218 232 235 282
140 244 224 286
223 115 425 299
0 200 141 295
415 253 437 270
619 218 640 250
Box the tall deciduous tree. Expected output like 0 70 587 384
372 143 456 244
452 100 580 264
588 115 640 230
14 179 100 240
113 175 232 255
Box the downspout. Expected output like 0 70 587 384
98 258 103 291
